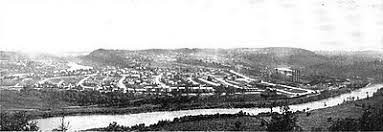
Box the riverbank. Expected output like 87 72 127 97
3 83 372 120
87 85 383 131
32 83 383 131
297 87 383 131
88 111 268 131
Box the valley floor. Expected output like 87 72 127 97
0 86 359 120
89 88 383 131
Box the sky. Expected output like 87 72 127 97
1 0 383 54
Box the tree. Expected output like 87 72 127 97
207 76 213 81
104 122 129 131
214 85 225 96
261 89 277 100
328 105 383 131
234 121 242 130
359 108 383 131
268 101 278 113
266 105 300 131
328 118 359 131
53 111 70 131
0 111 39 131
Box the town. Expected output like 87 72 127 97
1 48 380 131
1 52 368 99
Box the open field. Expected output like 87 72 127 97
297 88 383 131
48 76 83 84
19 78 40 86
0 90 69 110
0 90 44 110
139 116 265 131
0 78 21 86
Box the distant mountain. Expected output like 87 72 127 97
0 51 68 63
79 49 129 66
226 47 329 67
60 51 91 57
0 51 28 61
81 47 383 73
80 47 331 68
315 50 383 65
316 50 383 59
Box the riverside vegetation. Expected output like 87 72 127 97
1 82 367 119
88 88 383 131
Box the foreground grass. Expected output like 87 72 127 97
148 116 265 131
297 89 383 131
160 116 265 131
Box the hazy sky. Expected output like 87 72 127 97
1 0 383 53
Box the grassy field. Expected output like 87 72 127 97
0 78 21 86
48 76 83 84
19 78 40 86
297 90 383 131
0 90 68 110
0 90 44 110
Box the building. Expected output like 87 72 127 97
291 69 301 82
274 67 293 76
273 67 301 82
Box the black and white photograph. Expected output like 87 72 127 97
1 0 383 131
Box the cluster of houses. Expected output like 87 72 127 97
3 60 366 99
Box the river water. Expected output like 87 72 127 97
34 83 383 131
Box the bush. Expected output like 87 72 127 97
266 105 301 131
329 105 383 131
0 111 39 131
328 118 359 131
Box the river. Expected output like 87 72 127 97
34 83 383 131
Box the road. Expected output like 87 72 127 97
77 74 97 89
154 73 169 88
214 78 241 88
229 70 255 82
261 81 315 97
39 76 79 84
117 74 134 93
188 77 199 85
217 71 315 97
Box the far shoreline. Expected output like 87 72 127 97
25 82 380 121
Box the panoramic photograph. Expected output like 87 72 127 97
1 0 383 131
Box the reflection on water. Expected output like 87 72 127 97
34 84 383 131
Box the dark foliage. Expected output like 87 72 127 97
94 111 255 131
0 111 39 131
328 118 360 131
14 85 368 114
328 105 383 131
359 108 383 131
266 106 301 131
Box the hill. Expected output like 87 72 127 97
79 47 383 81
0 51 28 61
81 47 329 68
